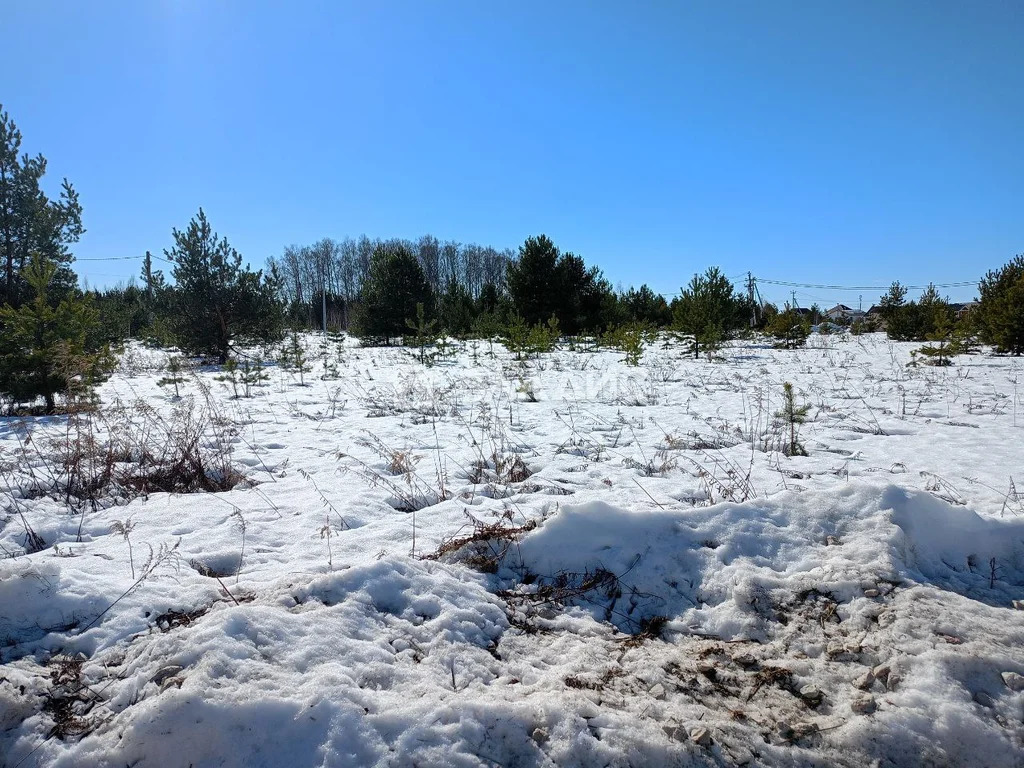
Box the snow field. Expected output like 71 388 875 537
1 333 1023 767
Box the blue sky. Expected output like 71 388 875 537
5 1 1021 306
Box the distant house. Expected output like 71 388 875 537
950 301 979 319
860 305 886 330
825 304 865 322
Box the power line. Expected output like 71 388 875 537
656 273 976 304
75 254 174 264
74 255 138 261
757 277 976 291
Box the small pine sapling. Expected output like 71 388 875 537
316 330 347 379
157 356 187 399
470 312 503 357
917 313 959 366
241 359 269 397
767 309 811 349
405 302 437 365
332 331 347 367
526 315 559 357
698 322 724 360
951 320 980 356
215 359 241 398
605 323 653 367
503 313 530 361
776 381 811 456
276 336 294 371
0 254 115 413
435 336 457 364
282 331 312 385
319 336 336 380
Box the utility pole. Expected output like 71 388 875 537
321 257 329 337
747 272 758 327
143 251 154 329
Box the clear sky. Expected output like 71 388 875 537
5 1 1021 307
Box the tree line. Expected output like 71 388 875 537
268 236 511 331
1 102 1023 414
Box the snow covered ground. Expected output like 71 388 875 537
2 332 1023 767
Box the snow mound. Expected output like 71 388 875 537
885 486 1024 602
497 484 1024 638
480 485 1024 766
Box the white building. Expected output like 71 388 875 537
825 304 865 322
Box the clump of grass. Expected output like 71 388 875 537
341 432 450 512
426 510 536 573
0 396 247 534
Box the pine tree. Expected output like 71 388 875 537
438 278 475 336
139 250 167 333
525 315 560 357
506 235 561 327
976 255 1024 355
0 255 112 412
622 285 672 326
476 283 501 316
766 307 811 349
166 209 283 363
672 268 741 359
356 243 433 341
556 252 614 335
605 322 653 366
917 283 953 339
879 281 928 341
879 281 907 322
0 105 84 306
